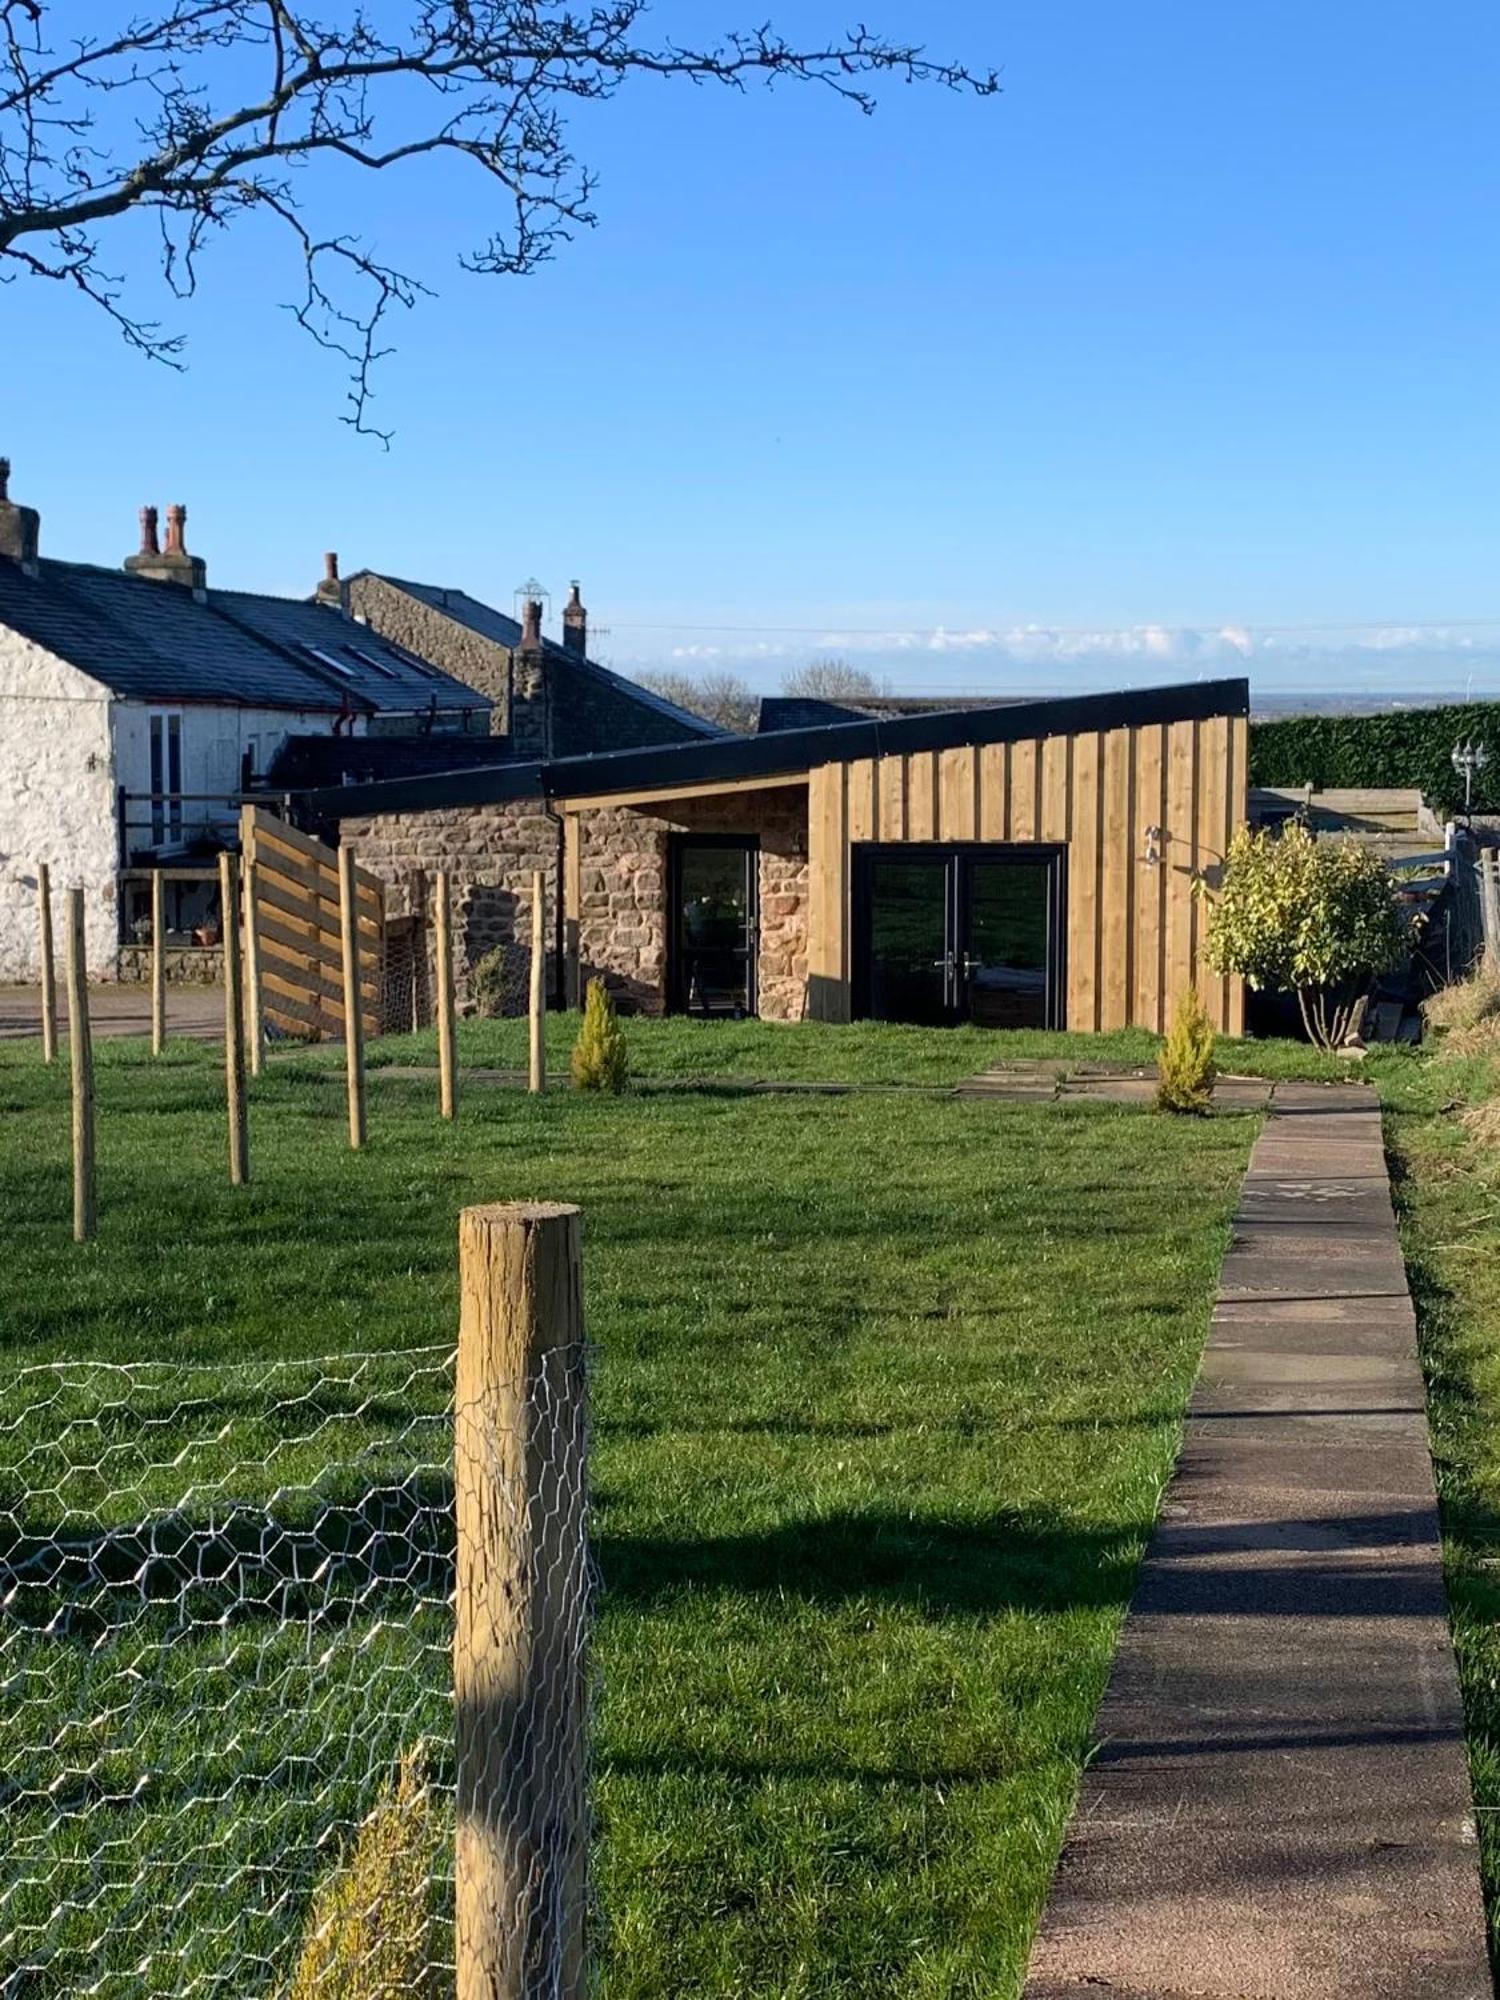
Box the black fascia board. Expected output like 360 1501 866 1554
302 677 1249 821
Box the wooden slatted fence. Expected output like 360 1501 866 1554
240 805 384 1042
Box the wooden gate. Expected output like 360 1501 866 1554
240 806 384 1041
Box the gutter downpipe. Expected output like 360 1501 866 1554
542 799 567 1011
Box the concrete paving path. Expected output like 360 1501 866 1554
1024 1083 1490 2000
957 1063 1275 1109
0 983 223 1042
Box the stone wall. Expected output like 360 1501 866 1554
575 789 809 1019
347 573 511 737
346 572 715 761
344 783 809 1019
116 944 224 985
342 799 560 1012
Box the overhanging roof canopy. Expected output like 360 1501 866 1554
297 677 1250 821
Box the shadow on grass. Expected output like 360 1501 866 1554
2 1481 1152 1641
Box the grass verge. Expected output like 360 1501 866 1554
1381 1031 1500 1969
274 1011 1362 1089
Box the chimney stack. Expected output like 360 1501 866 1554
511 596 551 758
315 550 347 611
125 501 207 595
563 579 587 658
0 457 41 573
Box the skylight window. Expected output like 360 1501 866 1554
365 636 445 680
300 643 357 681
344 645 400 681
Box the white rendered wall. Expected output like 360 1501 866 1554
112 700 345 852
0 631 117 980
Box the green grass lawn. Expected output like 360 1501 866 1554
0 1028 1260 1995
288 1008 1361 1089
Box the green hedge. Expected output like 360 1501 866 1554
1249 703 1500 817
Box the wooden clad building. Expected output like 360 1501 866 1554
319 678 1250 1037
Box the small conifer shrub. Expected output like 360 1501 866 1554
282 1748 440 2000
1157 986 1218 1114
571 978 629 1094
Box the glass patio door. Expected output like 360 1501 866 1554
854 844 1065 1029
963 857 1055 1028
861 854 954 1026
668 836 758 1016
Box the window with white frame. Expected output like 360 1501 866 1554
148 711 184 845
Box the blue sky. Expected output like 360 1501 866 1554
4 1 1498 701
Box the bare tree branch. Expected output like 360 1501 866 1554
0 3 997 435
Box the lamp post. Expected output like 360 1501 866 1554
1451 739 1488 823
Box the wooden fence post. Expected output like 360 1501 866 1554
1483 852 1500 963
436 869 457 1121
64 888 95 1241
529 869 546 1096
37 862 57 1065
242 859 264 1079
220 853 249 1186
455 1201 590 2000
339 842 367 1149
151 869 167 1057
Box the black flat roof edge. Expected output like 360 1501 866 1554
303 677 1249 821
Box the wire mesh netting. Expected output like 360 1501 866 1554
0 1347 458 1996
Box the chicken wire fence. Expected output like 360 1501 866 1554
0 1340 593 1998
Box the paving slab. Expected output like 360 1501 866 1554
1022 1084 1489 2000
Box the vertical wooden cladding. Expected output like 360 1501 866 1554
1224 715 1248 1032
1067 733 1100 1031
1163 720 1199 1026
806 762 851 1021
1133 724 1167 1033
807 704 1244 1032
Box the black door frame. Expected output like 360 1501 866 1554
851 841 1068 1029
667 832 760 1017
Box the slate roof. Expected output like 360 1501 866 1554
367 573 721 743
0 556 489 715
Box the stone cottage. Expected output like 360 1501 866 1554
0 462 488 979
308 676 1252 1035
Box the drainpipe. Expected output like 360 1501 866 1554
542 801 567 1010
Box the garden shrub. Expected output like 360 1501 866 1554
571 978 629 1093
1157 987 1218 1113
468 944 526 1018
1201 822 1410 1051
282 1748 441 2000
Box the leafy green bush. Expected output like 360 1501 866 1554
1201 822 1410 1051
571 978 629 1093
1249 703 1500 816
281 1749 441 2000
1157 987 1218 1113
468 944 525 1018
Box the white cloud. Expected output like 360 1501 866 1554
599 614 1500 703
